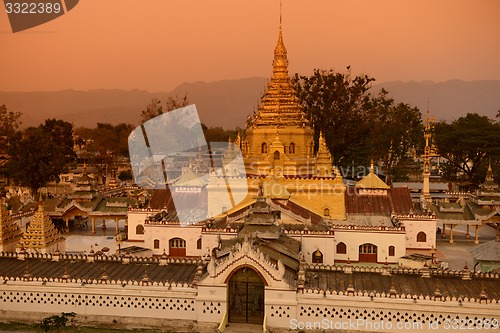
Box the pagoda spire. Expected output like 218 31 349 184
248 4 309 129
422 107 432 202
314 132 333 177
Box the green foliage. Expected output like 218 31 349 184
293 68 423 183
40 312 76 332
6 119 76 193
75 122 134 168
0 104 21 138
434 113 500 184
118 169 133 182
140 93 189 123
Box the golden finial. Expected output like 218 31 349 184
280 0 282 27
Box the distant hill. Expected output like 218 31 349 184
371 80 500 122
0 79 498 129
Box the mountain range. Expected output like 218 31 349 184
0 79 498 129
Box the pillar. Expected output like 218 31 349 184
65 217 69 233
465 224 470 239
115 217 119 234
474 225 479 245
102 219 106 230
441 224 446 238
91 217 95 234
449 224 454 244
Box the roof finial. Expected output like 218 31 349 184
280 0 282 28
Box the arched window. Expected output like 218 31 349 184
336 242 347 254
169 237 186 257
324 208 330 217
197 238 202 250
388 245 395 256
261 142 267 154
136 224 144 235
274 151 280 160
153 239 160 249
359 243 377 254
417 232 427 242
289 142 295 154
312 250 323 264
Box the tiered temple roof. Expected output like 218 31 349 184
247 26 309 129
0 201 22 251
16 198 64 253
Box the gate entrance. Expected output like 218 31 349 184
228 267 265 324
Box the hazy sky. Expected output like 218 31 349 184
1 0 499 92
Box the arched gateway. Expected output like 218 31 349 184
228 267 265 324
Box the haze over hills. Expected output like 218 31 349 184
0 79 498 129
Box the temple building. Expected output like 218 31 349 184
126 20 434 266
0 200 22 252
242 24 315 177
0 15 499 333
16 196 65 254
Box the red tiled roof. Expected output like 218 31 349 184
272 199 323 225
345 186 413 215
149 187 208 213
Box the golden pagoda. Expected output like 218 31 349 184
0 200 22 252
16 195 65 254
314 132 333 177
242 21 315 176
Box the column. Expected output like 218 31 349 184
474 225 479 245
91 217 95 234
101 219 106 230
449 224 454 244
465 224 470 239
115 217 119 234
65 217 69 233
441 224 446 238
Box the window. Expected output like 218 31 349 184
153 239 160 249
136 224 144 235
169 238 186 248
312 250 323 264
417 231 427 242
197 238 202 250
336 242 347 254
324 208 330 216
261 142 267 154
274 151 280 160
289 142 295 154
169 237 186 257
359 243 377 254
388 245 395 256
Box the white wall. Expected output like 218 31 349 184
402 218 436 250
334 229 406 263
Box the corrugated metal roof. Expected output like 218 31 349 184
0 257 197 284
345 187 413 216
305 269 500 299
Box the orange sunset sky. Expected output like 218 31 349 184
1 0 499 92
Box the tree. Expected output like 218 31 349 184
6 119 76 193
293 69 376 167
140 93 189 123
0 104 21 137
40 312 76 332
366 92 423 184
434 113 500 184
118 169 133 182
292 68 422 182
